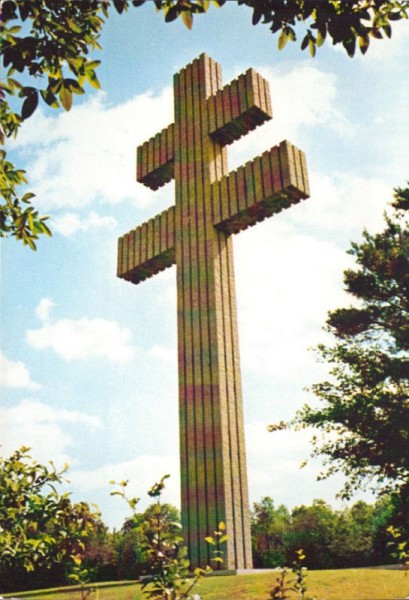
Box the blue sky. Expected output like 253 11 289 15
1 3 409 529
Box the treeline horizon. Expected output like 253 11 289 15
3 491 404 593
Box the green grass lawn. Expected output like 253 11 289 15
5 569 408 600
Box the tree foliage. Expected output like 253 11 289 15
251 495 397 570
237 0 409 57
287 500 336 570
292 186 409 510
1 0 407 248
251 496 290 567
0 452 402 594
0 447 99 591
1 0 109 247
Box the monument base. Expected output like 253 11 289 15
208 568 281 577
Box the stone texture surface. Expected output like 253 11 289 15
117 54 309 570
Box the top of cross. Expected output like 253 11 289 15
136 53 272 191
118 54 309 285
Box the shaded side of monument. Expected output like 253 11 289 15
117 54 310 571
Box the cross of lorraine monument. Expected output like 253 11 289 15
117 54 309 571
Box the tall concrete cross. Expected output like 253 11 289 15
117 54 309 571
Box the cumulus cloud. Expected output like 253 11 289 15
27 317 134 362
36 297 55 322
28 299 135 362
234 219 350 378
10 88 174 211
52 211 117 237
289 172 391 236
148 345 176 365
229 63 348 170
0 399 101 466
0 352 40 390
231 167 391 385
7 63 347 214
244 422 372 510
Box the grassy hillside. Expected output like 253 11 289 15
6 568 408 600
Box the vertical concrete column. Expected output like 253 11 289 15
173 55 252 570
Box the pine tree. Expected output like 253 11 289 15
294 185 409 518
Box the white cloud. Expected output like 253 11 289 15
266 63 347 133
235 220 350 378
36 297 55 322
148 345 176 364
7 63 346 214
232 168 391 384
10 88 174 211
291 172 391 235
52 211 117 237
229 63 348 170
245 422 373 510
0 399 101 467
27 317 134 362
0 352 40 390
27 302 135 362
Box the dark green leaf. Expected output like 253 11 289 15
252 9 262 25
370 27 383 39
343 36 356 57
21 91 38 120
20 86 36 98
21 192 36 202
358 35 370 54
64 78 85 95
164 5 179 23
301 34 309 50
19 1 30 21
86 70 101 90
382 24 392 38
388 11 403 21
40 89 59 109
113 0 127 14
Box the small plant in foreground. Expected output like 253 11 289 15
269 565 293 599
269 549 317 600
111 475 227 599
67 555 96 600
205 521 228 568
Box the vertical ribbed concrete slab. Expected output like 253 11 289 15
173 55 251 569
117 54 310 570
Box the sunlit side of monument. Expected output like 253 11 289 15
117 54 309 570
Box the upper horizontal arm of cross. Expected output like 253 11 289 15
207 67 272 146
136 123 175 191
135 64 273 191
